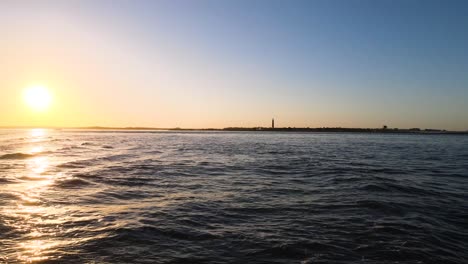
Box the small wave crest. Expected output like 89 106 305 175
0 152 37 160
54 178 93 189
112 226 220 242
0 177 15 183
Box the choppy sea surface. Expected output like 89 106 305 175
0 129 467 264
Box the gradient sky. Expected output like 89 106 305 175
1 0 467 130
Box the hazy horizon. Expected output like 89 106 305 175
0 124 465 132
1 0 468 130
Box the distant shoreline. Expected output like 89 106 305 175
1 126 467 134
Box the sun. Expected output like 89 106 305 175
23 85 52 111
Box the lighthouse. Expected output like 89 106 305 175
272 118 275 129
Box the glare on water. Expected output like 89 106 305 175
1 129 62 262
30 129 46 141
0 129 144 262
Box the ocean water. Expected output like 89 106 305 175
0 129 467 264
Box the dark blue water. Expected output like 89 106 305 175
0 129 467 263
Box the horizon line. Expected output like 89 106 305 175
0 125 467 132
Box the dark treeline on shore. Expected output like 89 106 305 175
220 127 467 134
121 126 467 134
2 126 468 134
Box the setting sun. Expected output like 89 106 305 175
23 86 52 112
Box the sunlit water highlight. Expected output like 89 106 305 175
0 129 467 263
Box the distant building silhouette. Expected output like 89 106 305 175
272 118 275 129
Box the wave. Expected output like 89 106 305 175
0 151 53 160
0 152 37 160
52 138 72 142
58 160 95 168
247 241 358 260
0 177 15 183
81 142 97 146
19 176 51 181
112 226 220 242
54 178 93 189
0 192 20 200
92 189 151 201
56 146 85 152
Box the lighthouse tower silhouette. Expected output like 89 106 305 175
272 118 275 129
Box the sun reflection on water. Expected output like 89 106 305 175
1 129 66 262
29 157 50 176
30 128 46 139
30 146 44 154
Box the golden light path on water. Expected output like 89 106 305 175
1 129 58 262
0 129 83 262
1 129 155 262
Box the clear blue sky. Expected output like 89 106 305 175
1 0 467 129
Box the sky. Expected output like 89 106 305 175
1 0 467 130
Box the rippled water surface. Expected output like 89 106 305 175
0 129 467 263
